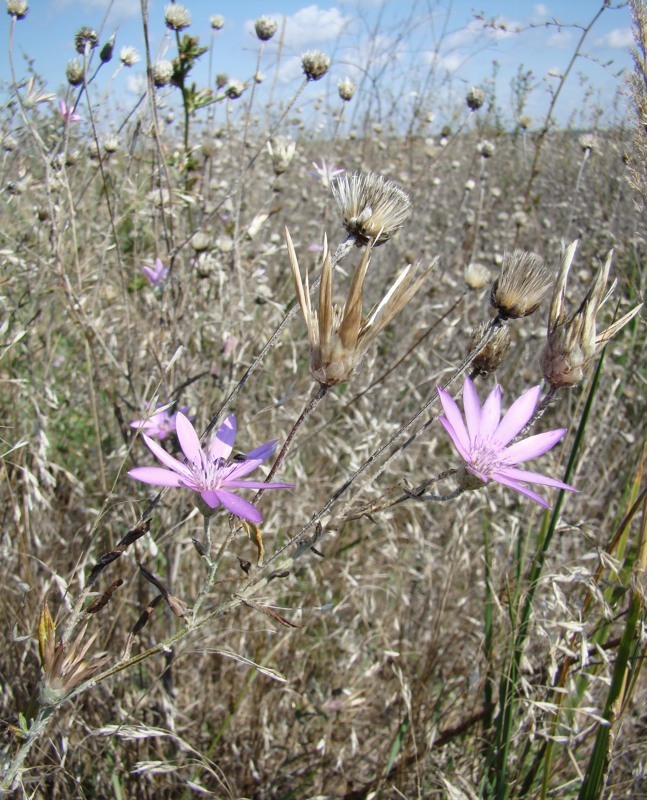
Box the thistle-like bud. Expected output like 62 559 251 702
338 77 356 101
579 133 599 154
301 50 330 81
286 228 434 386
6 0 28 19
490 249 553 320
210 14 224 30
100 34 116 63
215 72 228 89
465 261 491 289
254 16 277 41
152 60 174 87
518 115 532 130
466 86 486 111
267 136 296 175
331 172 412 246
164 3 191 30
468 322 512 375
225 79 245 99
120 46 140 66
74 26 99 54
541 241 643 388
66 58 85 87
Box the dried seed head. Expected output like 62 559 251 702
215 72 228 88
541 241 643 388
74 26 99 54
301 50 330 81
466 86 486 111
468 322 512 375
490 249 553 320
465 261 491 289
286 228 434 386
225 79 245 99
7 0 28 19
477 139 495 158
152 60 174 87
331 172 412 246
579 133 599 153
66 58 85 86
120 46 140 66
254 16 277 41
210 14 224 30
338 77 356 101
518 114 532 130
267 136 296 175
103 134 119 153
164 3 191 30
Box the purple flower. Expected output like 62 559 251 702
141 258 169 287
130 405 191 440
437 377 577 508
310 158 345 189
128 412 293 523
59 99 81 123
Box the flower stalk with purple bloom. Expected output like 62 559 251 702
141 258 169 288
128 412 293 524
130 404 191 440
437 377 577 508
59 99 81 123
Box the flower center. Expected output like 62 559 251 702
468 435 504 476
189 453 235 491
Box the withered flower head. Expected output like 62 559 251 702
331 172 412 246
38 603 109 706
490 249 553 320
286 228 434 386
74 26 99 54
301 50 330 81
254 16 277 41
338 77 356 101
466 86 486 111
541 240 643 388
468 322 512 375
267 136 296 175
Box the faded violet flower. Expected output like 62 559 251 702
311 158 345 189
437 377 577 508
142 258 169 287
59 99 81 123
130 404 191 440
128 413 293 523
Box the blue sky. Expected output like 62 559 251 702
2 1 636 131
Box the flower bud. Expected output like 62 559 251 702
490 250 552 320
6 0 28 19
466 86 485 111
164 3 191 31
152 60 174 87
66 58 85 87
254 16 277 41
468 322 512 375
338 77 356 101
301 50 330 81
210 14 224 30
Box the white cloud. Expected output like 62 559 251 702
54 0 140 19
246 5 353 50
534 4 549 15
126 73 147 95
546 29 574 48
597 28 633 49
443 17 520 51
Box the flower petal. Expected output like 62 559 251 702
437 386 470 455
502 428 566 464
214 489 262 523
495 465 577 492
141 434 192 478
480 384 501 439
176 412 203 462
128 466 186 487
200 490 221 508
209 414 237 460
494 385 541 446
223 480 294 490
439 417 470 462
462 376 482 445
490 472 552 508
244 439 278 462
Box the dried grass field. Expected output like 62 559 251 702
1 2 646 798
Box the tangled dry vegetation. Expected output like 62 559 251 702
0 2 646 799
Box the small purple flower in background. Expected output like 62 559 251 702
128 412 293 523
307 242 324 253
59 99 81 123
130 404 191 440
141 258 169 288
437 377 577 508
311 158 345 189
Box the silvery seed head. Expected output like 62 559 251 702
7 0 28 19
210 14 224 30
338 77 356 101
225 79 245 99
468 322 512 375
152 60 174 87
466 86 486 110
254 16 277 41
477 139 495 158
120 46 140 66
490 249 553 320
301 50 330 81
164 3 191 31
331 172 412 246
66 58 85 87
